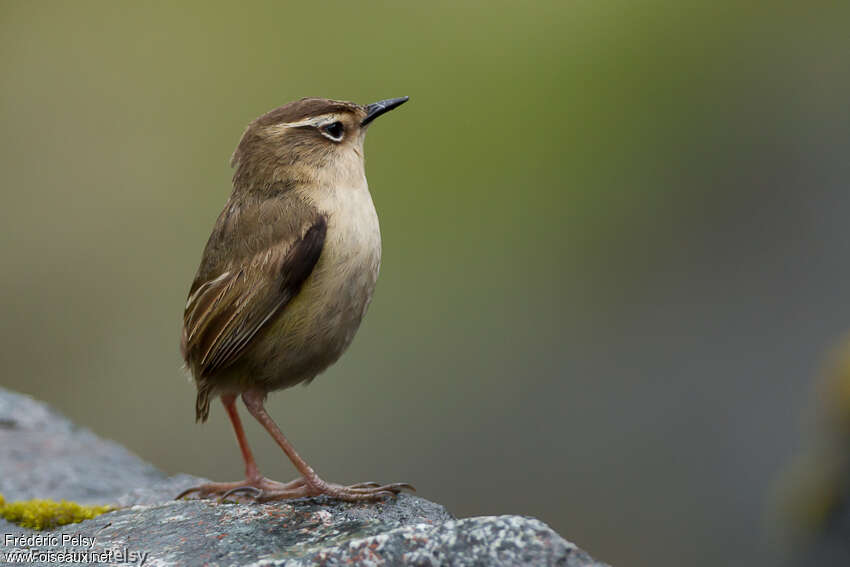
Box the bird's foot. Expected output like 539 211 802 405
175 477 305 502
256 477 415 503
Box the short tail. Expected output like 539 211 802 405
195 384 212 423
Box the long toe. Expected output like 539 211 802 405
344 482 414 495
348 481 382 488
314 480 415 502
176 477 304 501
177 480 256 500
177 476 413 504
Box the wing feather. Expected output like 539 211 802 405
181 216 327 378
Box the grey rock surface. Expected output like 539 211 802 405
0 388 165 505
0 387 609 566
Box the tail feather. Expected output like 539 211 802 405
195 383 212 423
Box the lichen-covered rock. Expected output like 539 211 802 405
0 495 112 530
266 515 603 567
0 387 608 566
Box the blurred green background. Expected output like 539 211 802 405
1 2 849 566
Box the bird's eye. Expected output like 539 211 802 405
321 121 344 142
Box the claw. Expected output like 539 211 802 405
220 486 264 502
175 487 201 500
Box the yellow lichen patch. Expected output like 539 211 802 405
0 493 112 530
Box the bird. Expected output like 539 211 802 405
176 96 412 502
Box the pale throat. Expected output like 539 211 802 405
312 148 381 264
310 146 369 208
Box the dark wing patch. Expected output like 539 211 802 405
182 216 327 378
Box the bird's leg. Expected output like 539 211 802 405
175 394 305 501
241 389 414 502
223 392 261 482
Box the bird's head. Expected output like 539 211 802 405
230 96 408 193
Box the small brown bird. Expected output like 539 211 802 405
177 96 411 502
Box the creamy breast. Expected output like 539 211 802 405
246 172 382 390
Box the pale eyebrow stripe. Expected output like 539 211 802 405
270 113 345 131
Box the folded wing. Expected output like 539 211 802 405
181 216 327 378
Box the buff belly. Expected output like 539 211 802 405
225 183 382 393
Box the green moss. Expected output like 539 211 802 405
0 492 112 530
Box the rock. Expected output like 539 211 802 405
0 387 609 566
0 388 164 505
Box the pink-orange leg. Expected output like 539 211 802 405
240 389 413 502
176 394 304 501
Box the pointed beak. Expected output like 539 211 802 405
361 96 409 127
